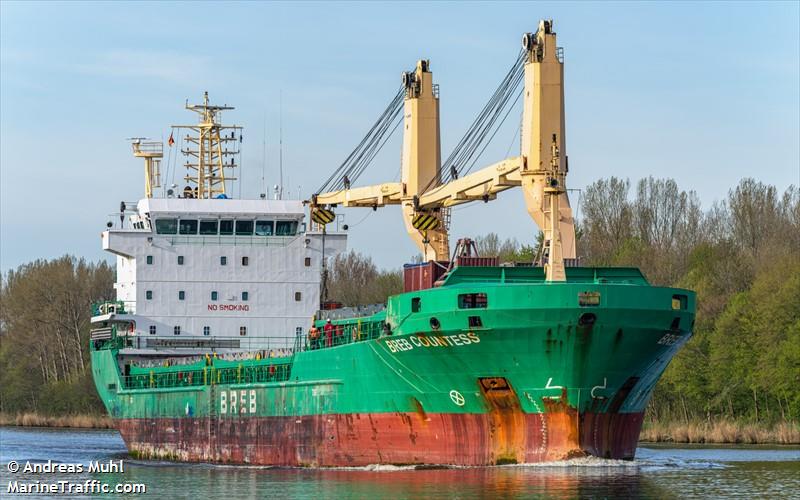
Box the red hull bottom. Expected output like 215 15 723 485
117 411 644 466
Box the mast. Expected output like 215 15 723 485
173 92 242 199
279 91 284 200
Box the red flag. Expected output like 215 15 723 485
168 131 175 147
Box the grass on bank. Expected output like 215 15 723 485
0 412 114 429
640 420 800 445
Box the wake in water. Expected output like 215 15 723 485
508 456 639 468
121 452 734 472
326 457 641 472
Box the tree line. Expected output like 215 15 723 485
1 177 796 424
0 257 114 415
578 177 798 424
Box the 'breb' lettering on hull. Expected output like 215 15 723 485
385 332 480 353
220 390 257 415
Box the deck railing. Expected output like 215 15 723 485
121 362 293 390
307 319 384 350
110 317 386 391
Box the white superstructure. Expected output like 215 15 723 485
99 198 345 351
91 94 346 352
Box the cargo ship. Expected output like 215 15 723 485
90 20 695 466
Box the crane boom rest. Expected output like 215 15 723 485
310 19 577 281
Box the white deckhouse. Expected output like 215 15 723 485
91 94 345 353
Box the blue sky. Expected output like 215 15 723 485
1 1 798 271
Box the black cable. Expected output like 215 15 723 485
464 87 523 175
333 93 404 190
456 68 525 176
421 49 525 194
446 57 524 179
316 87 405 195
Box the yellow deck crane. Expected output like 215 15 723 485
309 20 576 282
130 138 163 199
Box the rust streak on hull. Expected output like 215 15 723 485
117 411 644 467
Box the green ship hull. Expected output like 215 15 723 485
91 266 695 466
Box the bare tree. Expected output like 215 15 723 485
580 177 632 264
326 251 402 306
728 178 780 260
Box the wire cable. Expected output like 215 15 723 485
316 87 405 195
421 49 525 194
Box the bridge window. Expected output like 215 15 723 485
146 290 153 300
149 325 156 335
458 293 488 309
242 256 249 266
276 220 298 236
174 326 181 336
411 297 421 313
239 326 247 336
255 220 274 236
146 255 153 265
242 291 249 301
220 256 227 266
155 218 177 234
179 219 198 235
235 220 254 235
177 255 184 265
295 292 302 301
219 219 234 235
203 326 210 336
211 291 218 301
178 291 185 301
199 220 218 235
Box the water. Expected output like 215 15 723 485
1 427 798 499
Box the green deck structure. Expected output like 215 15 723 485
91 266 695 466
